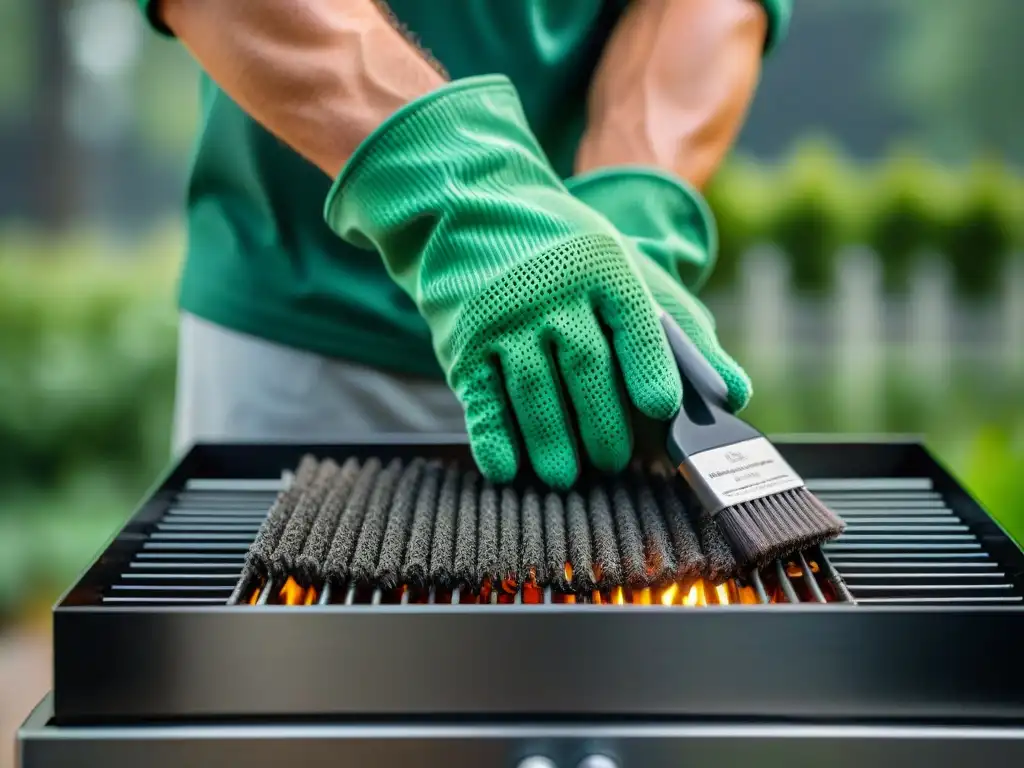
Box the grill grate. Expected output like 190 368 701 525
102 472 1022 608
102 482 278 605
817 478 1022 605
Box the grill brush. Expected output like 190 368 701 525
658 311 847 568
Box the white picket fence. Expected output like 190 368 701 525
703 246 1024 429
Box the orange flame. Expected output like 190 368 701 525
248 586 261 605
277 576 317 606
660 583 679 605
683 581 707 607
612 586 625 605
715 583 731 605
635 588 652 605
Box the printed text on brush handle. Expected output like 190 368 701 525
680 437 806 515
657 311 730 410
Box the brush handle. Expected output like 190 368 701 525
658 311 731 412
658 310 761 466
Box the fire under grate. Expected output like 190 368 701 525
102 457 1020 610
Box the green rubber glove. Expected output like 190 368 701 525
323 76 683 489
566 167 752 412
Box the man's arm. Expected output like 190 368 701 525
575 0 771 190
157 0 447 178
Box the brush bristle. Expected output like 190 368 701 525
716 487 846 568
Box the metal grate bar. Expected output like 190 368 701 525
101 597 228 604
136 552 246 561
825 543 982 550
184 479 286 492
227 566 254 605
157 523 263 532
749 569 769 603
150 532 257 542
815 492 942 502
798 552 827 603
832 561 999 570
805 478 934 492
828 552 990 560
843 572 1006 581
120 573 240 582
129 561 242 571
836 517 959 525
857 596 1024 604
142 542 251 551
774 560 801 603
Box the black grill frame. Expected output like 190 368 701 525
50 436 1024 725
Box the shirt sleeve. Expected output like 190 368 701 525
137 0 175 37
758 0 793 56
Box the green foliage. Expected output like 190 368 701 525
0 226 181 493
704 144 1024 295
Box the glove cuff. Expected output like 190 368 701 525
565 165 719 293
326 75 525 213
323 75 600 297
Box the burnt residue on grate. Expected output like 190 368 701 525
611 481 649 588
498 487 521 588
587 485 622 588
652 471 706 582
476 481 500 587
542 492 570 591
270 458 343 580
322 458 382 585
348 458 404 585
401 460 443 587
245 455 748 593
374 459 426 590
292 457 360 585
698 513 739 584
633 475 677 585
565 491 595 592
427 465 462 588
453 470 480 587
245 454 319 576
520 487 545 585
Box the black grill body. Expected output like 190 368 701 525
17 437 1024 768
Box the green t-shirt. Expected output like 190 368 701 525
139 0 790 379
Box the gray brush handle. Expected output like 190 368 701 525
658 311 730 412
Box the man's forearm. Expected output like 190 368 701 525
575 0 768 190
160 0 448 178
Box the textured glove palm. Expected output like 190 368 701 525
324 76 682 489
566 167 752 412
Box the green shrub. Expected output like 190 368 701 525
864 150 955 292
0 226 181 493
704 144 1023 295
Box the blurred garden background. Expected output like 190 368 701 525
0 0 1023 747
